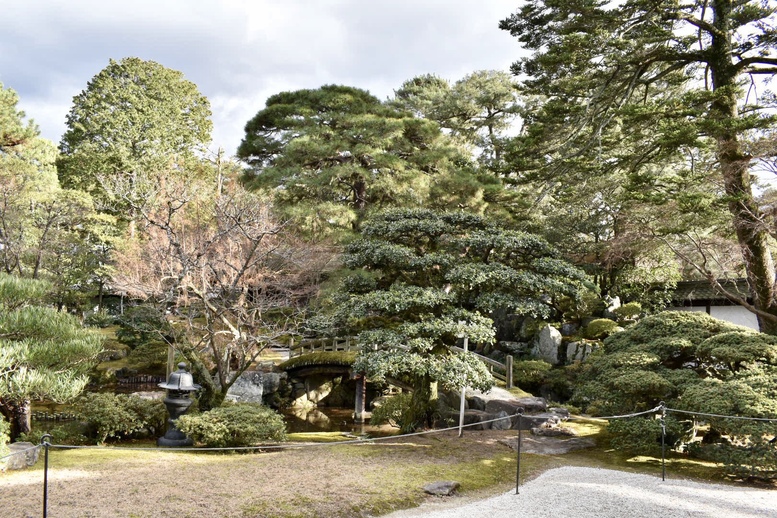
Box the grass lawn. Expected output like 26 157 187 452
1 420 766 518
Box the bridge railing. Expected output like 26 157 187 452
288 337 513 389
451 346 513 389
288 336 358 358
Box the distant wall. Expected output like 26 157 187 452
669 305 759 331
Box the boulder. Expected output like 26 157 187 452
491 410 512 430
532 325 562 365
227 371 265 403
423 481 460 496
531 426 578 437
2 442 40 471
561 322 580 336
512 413 557 430
566 341 594 362
484 396 547 416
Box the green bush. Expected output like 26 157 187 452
116 305 175 349
612 302 642 322
175 403 287 448
74 393 167 444
511 360 553 394
607 415 685 456
370 392 415 430
0 418 9 457
125 342 168 374
571 311 777 479
84 309 115 328
20 421 91 446
584 318 620 339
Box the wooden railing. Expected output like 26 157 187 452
288 336 359 358
288 337 513 389
452 347 513 389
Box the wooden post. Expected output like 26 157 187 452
506 355 514 389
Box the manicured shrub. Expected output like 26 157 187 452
75 393 166 443
612 302 642 322
84 309 115 328
571 311 777 479
584 318 620 339
512 360 552 392
175 403 286 448
20 421 91 446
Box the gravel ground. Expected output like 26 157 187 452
381 467 777 518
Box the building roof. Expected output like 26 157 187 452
671 279 751 305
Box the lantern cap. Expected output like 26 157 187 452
159 362 200 392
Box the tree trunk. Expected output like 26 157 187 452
0 399 32 441
406 376 438 432
710 0 777 334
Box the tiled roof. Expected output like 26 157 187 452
671 279 751 304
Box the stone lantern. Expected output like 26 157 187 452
157 362 200 447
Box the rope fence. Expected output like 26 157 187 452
3 403 776 517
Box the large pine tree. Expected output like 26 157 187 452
501 1 777 332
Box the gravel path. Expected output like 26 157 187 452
381 467 777 518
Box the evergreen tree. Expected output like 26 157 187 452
500 0 777 331
238 85 490 236
327 208 585 431
0 274 103 440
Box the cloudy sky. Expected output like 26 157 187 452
1 1 524 155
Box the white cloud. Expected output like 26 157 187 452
1 1 522 154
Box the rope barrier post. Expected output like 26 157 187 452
515 407 524 495
659 402 666 482
41 433 52 518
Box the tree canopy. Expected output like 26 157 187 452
324 208 586 430
0 274 104 440
500 0 777 331
238 85 493 235
57 57 212 221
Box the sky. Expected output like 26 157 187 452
1 0 524 156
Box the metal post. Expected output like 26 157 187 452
458 336 468 438
659 402 666 481
41 433 51 518
515 411 523 494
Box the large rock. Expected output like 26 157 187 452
491 410 512 430
532 325 562 365
227 371 265 403
423 481 460 496
2 442 40 471
484 396 547 416
227 371 285 403
441 409 493 430
566 341 594 362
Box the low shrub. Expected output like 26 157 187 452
584 318 620 339
125 341 168 374
606 415 685 456
612 302 642 322
115 305 175 349
370 392 415 430
175 403 287 448
0 418 9 457
74 393 166 444
20 421 91 446
84 309 115 328
512 360 552 388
